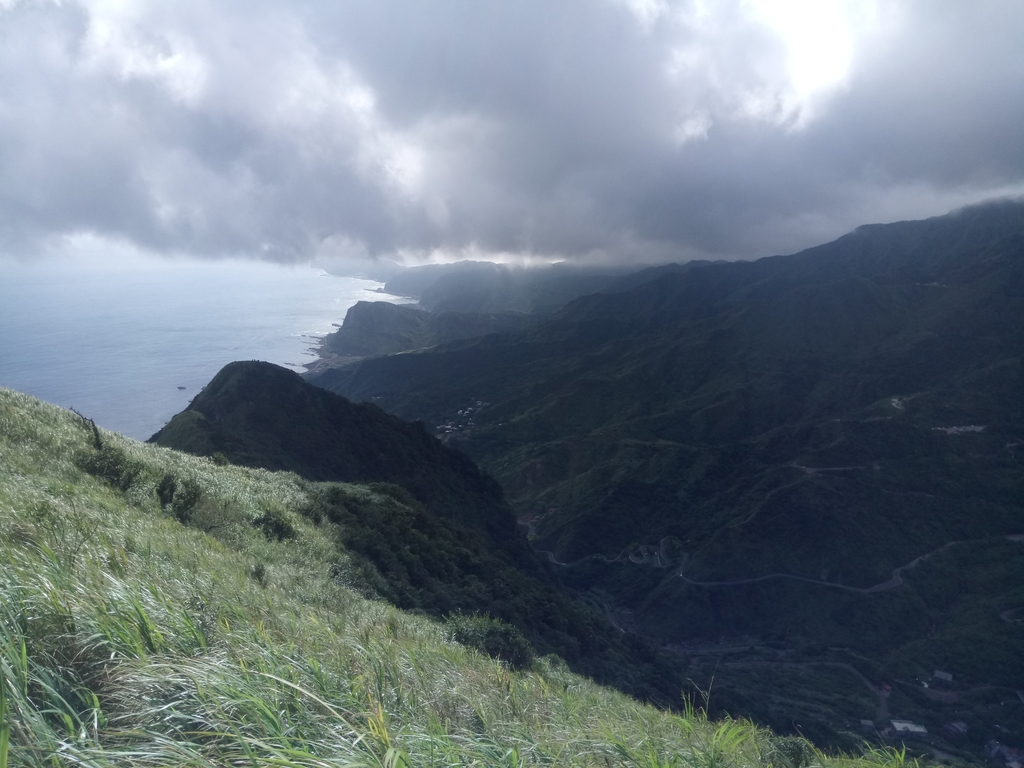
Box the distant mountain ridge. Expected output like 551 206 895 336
320 300 534 359
310 200 1024 575
310 261 705 368
383 260 639 314
307 201 1024 728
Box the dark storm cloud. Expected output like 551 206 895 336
1 0 1022 265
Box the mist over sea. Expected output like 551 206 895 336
0 258 399 440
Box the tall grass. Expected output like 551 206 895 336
0 388 897 766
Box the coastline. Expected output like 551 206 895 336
301 337 367 376
300 287 416 377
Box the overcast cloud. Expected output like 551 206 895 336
1 0 1022 267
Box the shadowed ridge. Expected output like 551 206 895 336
150 360 523 557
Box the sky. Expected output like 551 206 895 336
1 0 1023 269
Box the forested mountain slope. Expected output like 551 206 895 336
309 201 1024 748
311 200 1024 583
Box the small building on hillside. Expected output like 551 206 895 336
891 720 928 736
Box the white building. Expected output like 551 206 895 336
891 720 928 735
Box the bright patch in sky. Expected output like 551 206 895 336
748 0 860 122
82 2 208 105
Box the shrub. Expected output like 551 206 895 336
171 479 203 524
156 473 177 509
77 444 144 491
367 482 421 509
252 562 268 586
253 504 296 541
447 614 535 670
156 473 203 524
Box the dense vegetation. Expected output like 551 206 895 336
309 201 1024 755
1 386 923 767
152 362 524 550
151 361 683 704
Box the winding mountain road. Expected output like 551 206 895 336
676 535 1023 594
525 524 1024 596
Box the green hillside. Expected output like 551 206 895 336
308 201 1024 754
0 386 920 767
309 199 1024 588
151 361 526 553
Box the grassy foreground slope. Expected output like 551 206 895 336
0 387 909 768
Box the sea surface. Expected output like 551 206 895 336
0 258 400 440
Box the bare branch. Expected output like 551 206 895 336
70 407 103 449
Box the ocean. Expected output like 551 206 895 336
0 257 402 441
